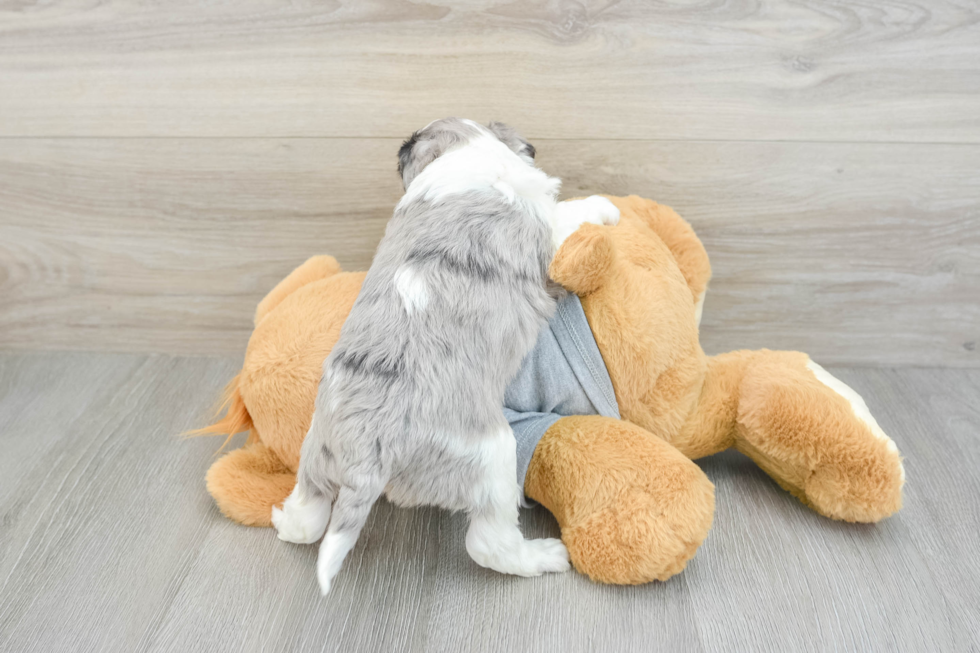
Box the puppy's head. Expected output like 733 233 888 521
485 121 536 163
397 118 537 190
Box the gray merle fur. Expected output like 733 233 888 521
294 118 558 563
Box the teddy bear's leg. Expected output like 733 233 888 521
205 435 296 527
254 255 342 326
525 415 715 584
693 350 905 523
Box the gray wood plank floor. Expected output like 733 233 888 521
0 353 976 652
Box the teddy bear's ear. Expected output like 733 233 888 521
549 223 615 296
254 255 342 326
627 197 711 302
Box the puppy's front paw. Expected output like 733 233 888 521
580 195 620 226
553 196 620 249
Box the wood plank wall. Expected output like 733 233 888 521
1 1 977 365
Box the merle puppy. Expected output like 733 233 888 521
272 118 619 594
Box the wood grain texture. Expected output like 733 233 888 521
0 1 978 142
0 354 977 652
1 138 977 365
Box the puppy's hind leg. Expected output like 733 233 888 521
272 469 335 545
465 427 570 577
272 429 337 544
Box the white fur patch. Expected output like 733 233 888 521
469 426 521 508
806 360 905 481
397 133 561 227
394 265 429 314
463 427 570 577
272 485 332 545
694 291 705 328
466 520 570 577
552 196 620 250
317 530 359 596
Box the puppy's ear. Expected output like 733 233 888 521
487 121 536 161
549 224 615 296
397 131 420 187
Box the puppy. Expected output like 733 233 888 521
272 118 619 595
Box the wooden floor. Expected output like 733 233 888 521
0 352 977 652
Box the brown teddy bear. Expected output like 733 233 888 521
196 195 905 584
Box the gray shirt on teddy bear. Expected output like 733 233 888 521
504 293 621 504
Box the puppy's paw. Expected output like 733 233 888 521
553 196 620 249
466 531 570 577
271 494 330 544
518 537 572 576
580 195 620 226
271 505 312 544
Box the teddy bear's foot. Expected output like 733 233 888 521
561 483 711 584
735 352 905 523
206 440 297 527
525 416 714 584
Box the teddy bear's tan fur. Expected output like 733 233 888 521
196 195 905 585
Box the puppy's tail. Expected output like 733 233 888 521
315 472 387 595
294 421 388 595
183 373 253 453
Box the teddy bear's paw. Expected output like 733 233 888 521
562 476 715 585
739 358 907 524
803 448 905 523
271 490 332 544
798 360 905 523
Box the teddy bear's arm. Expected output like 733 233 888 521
254 255 342 326
548 224 615 296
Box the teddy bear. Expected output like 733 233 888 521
196 195 905 584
